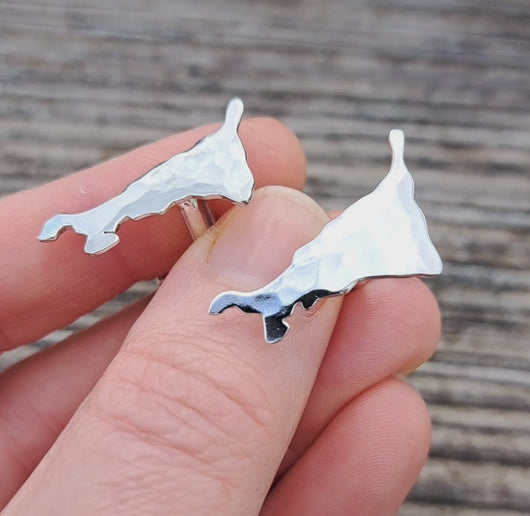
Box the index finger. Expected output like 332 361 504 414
0 117 306 351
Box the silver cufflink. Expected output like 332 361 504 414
38 98 442 345
209 129 442 343
38 98 254 254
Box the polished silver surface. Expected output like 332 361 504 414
179 198 216 241
209 129 443 343
39 98 254 254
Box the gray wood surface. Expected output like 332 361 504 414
0 0 529 513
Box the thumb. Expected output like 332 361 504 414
5 187 342 515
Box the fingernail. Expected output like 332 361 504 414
209 186 328 287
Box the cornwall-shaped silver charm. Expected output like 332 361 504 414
209 129 442 343
39 98 254 254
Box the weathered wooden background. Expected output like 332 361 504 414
0 1 529 514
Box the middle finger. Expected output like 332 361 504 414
278 277 440 475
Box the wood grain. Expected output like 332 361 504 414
0 0 529 513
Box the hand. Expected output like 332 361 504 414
0 118 440 515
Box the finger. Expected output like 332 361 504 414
0 117 306 352
279 277 440 473
0 296 150 507
262 378 431 516
327 209 342 219
4 187 343 515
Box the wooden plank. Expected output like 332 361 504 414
0 0 529 512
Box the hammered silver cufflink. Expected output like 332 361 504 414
38 98 442 344
209 129 442 343
39 98 254 254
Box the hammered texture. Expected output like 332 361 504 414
210 130 442 343
38 98 254 254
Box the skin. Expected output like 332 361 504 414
0 118 440 515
